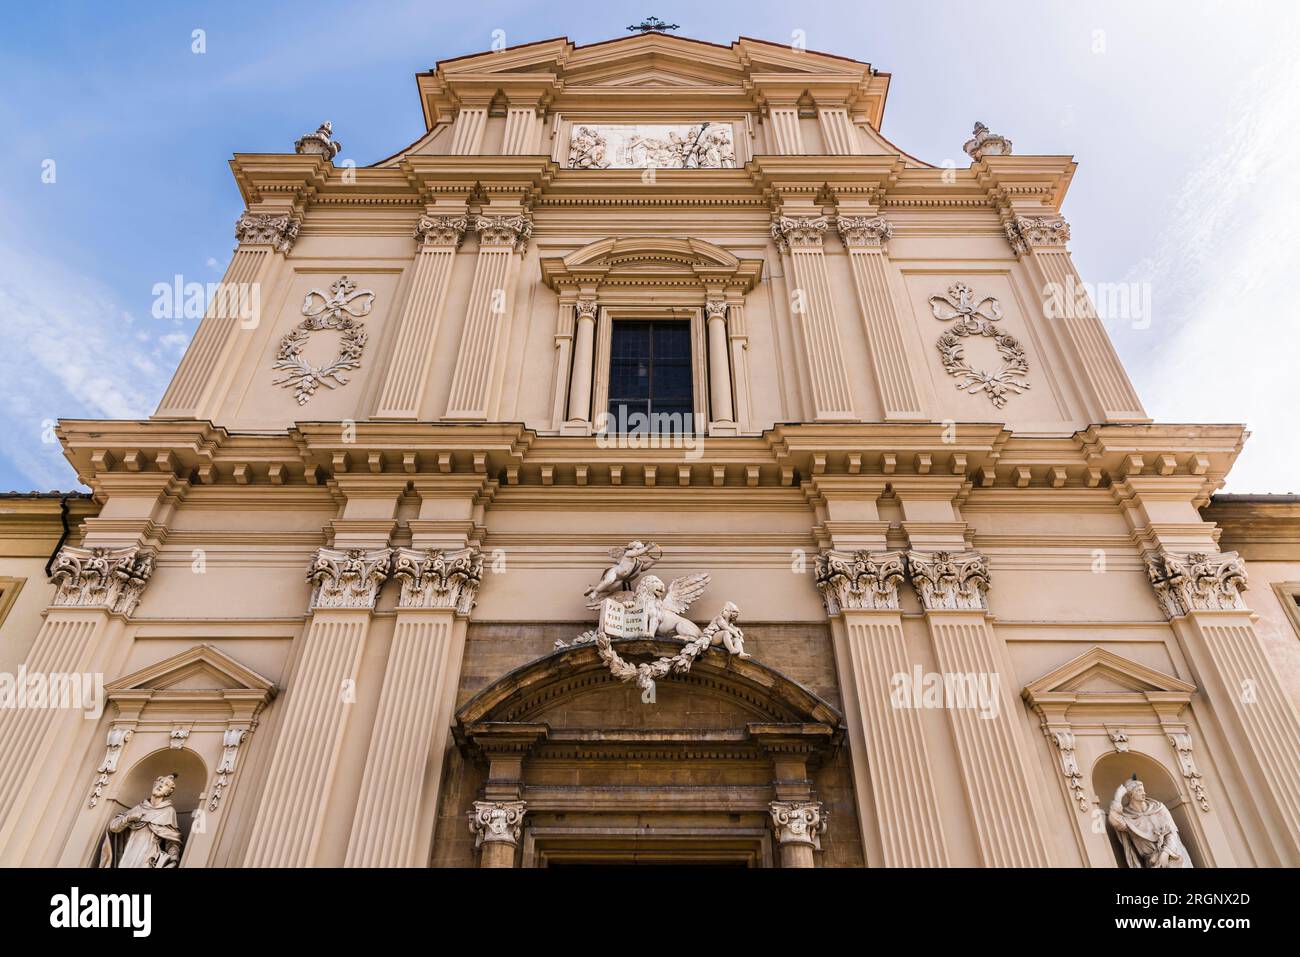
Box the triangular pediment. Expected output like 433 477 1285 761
106 644 276 697
1023 647 1195 703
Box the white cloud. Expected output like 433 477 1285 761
0 244 187 490
1120 51 1300 493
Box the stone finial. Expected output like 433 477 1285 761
49 545 155 617
295 121 341 160
963 122 1012 162
815 549 906 614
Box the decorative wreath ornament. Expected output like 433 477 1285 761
928 282 1030 408
272 276 375 404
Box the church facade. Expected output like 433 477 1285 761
1 31 1298 868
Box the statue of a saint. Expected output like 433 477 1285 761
98 773 183 869
1107 777 1192 868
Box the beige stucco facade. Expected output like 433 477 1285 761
1 32 1297 868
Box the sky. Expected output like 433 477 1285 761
0 0 1296 493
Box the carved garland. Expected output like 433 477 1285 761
272 276 375 405
928 282 1030 408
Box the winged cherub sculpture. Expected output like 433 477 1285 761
584 540 662 604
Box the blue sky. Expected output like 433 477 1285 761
1 1 1296 492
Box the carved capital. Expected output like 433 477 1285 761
474 214 533 253
1145 549 1248 619
836 215 894 248
704 298 729 321
235 213 299 253
904 549 990 612
1004 215 1070 254
49 545 155 617
468 800 526 847
963 121 1013 161
814 549 905 614
306 546 393 611
413 215 468 248
391 546 483 614
294 120 341 160
574 298 599 322
769 800 826 849
770 215 829 252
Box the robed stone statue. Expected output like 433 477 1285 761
1107 777 1193 868
98 773 183 868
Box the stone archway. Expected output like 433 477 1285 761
439 639 851 867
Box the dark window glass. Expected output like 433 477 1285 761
607 320 694 433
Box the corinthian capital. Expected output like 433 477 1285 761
50 545 155 617
468 800 526 847
413 215 468 248
770 215 829 252
474 214 533 252
1145 549 1247 619
390 546 483 613
235 213 300 253
1004 215 1070 254
769 801 826 849
836 215 894 248
815 549 905 614
306 546 393 610
904 549 991 612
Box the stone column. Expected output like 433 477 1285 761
1007 214 1147 422
373 215 468 418
469 801 526 868
769 801 825 868
242 546 392 867
155 213 293 419
705 298 736 429
343 547 482 867
771 215 856 421
905 549 1051 866
0 545 154 865
815 549 950 866
1146 549 1300 863
445 214 531 420
837 215 925 420
565 297 598 430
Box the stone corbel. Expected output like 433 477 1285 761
1146 549 1248 619
814 549 905 614
87 727 133 809
1041 725 1089 812
390 546 483 614
49 545 156 618
904 549 991 612
306 546 394 611
208 728 248 813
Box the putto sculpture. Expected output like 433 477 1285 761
1107 777 1193 868
560 540 750 700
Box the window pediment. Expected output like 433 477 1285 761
541 236 761 292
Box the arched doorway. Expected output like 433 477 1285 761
438 639 854 867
